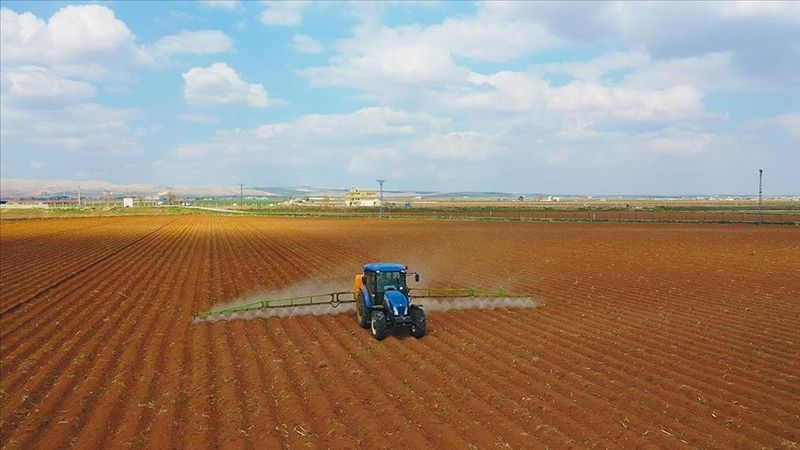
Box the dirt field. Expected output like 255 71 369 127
1 216 798 449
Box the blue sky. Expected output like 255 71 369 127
1 1 798 195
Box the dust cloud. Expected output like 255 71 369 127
413 297 539 312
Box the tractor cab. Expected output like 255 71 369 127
362 263 409 302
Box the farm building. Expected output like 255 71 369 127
345 188 381 207
123 197 134 208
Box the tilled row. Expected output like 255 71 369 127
0 217 197 447
0 225 145 313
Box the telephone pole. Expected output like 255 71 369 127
240 183 244 210
377 179 386 219
77 185 81 207
757 169 763 225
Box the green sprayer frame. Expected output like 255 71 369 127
192 291 355 319
192 287 532 320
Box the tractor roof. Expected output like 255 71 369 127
363 263 406 273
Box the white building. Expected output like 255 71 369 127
123 197 134 208
345 188 381 207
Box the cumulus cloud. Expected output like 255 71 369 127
182 62 268 107
415 131 501 161
173 107 458 165
1 100 142 154
151 30 234 58
547 83 705 122
291 34 323 54
304 25 467 91
260 1 307 26
304 8 557 90
649 134 717 155
0 5 143 65
1 5 237 73
533 2 798 86
454 71 549 113
200 0 241 10
540 51 649 83
3 66 95 104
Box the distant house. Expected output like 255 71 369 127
123 197 134 208
345 188 381 207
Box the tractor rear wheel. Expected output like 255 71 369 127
356 297 370 329
370 311 388 340
410 308 426 338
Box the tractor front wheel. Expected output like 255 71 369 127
356 297 370 329
410 308 426 338
370 311 388 340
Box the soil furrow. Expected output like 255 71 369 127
2 219 189 447
0 219 178 317
486 308 791 447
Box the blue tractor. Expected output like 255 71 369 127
354 263 425 340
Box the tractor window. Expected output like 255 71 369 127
377 272 405 292
365 273 376 295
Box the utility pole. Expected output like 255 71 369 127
376 179 386 219
77 185 81 207
240 183 244 210
758 169 763 225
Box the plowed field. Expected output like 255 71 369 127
1 216 798 449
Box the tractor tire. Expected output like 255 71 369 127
356 297 370 329
370 311 388 340
410 308 426 338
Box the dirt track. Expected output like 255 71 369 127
1 216 798 448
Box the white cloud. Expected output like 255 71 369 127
304 23 467 89
346 148 401 174
415 131 500 161
618 52 744 91
305 7 558 90
291 34 322 54
649 134 716 155
442 68 707 128
151 30 234 58
182 63 268 107
547 83 704 122
173 107 454 164
260 1 307 26
771 114 800 140
423 9 558 63
455 71 549 113
200 1 241 10
748 114 800 140
1 100 141 154
0 5 142 65
717 1 800 21
176 113 220 124
541 51 649 83
3 66 95 103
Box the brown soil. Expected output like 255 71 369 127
1 216 798 449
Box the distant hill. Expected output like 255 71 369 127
1 178 783 200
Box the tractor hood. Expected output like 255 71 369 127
384 290 409 311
